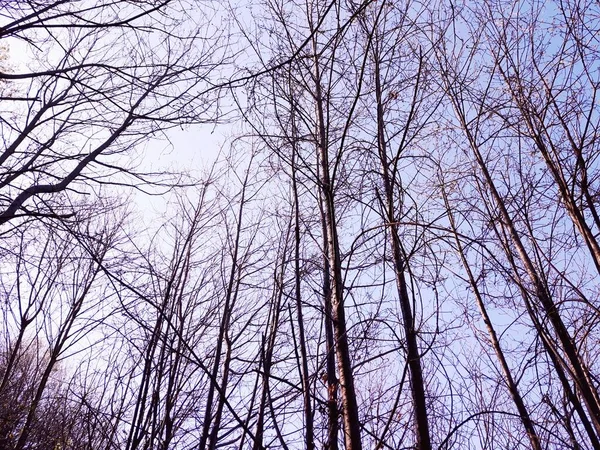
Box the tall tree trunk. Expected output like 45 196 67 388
313 47 363 450
373 52 431 450
442 185 542 450
291 127 316 450
254 232 289 450
201 162 252 450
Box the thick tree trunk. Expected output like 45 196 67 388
313 52 362 449
373 55 431 450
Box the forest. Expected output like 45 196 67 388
1 0 599 449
